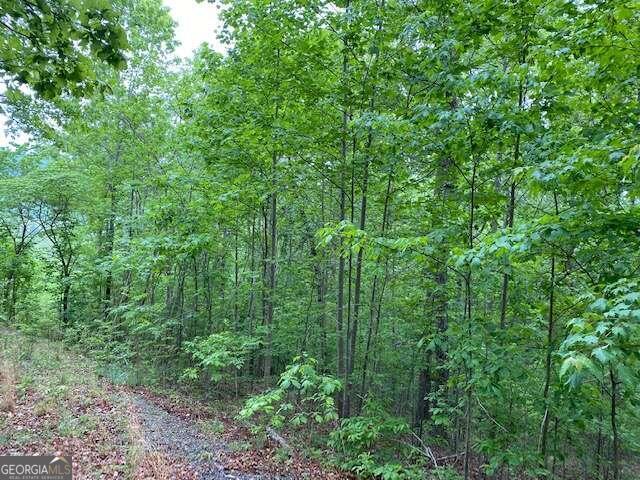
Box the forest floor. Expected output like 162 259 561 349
0 330 350 479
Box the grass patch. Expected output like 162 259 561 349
0 360 16 413
228 440 252 452
197 418 225 436
33 398 56 417
57 412 97 438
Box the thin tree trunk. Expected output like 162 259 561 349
318 180 327 366
336 1 350 415
234 221 239 329
193 255 199 312
610 366 619 480
360 170 393 402
103 183 115 319
346 149 369 416
499 179 515 329
540 192 559 466
463 160 477 480
337 184 346 415
247 215 256 332
499 82 523 329
263 85 280 378
263 171 277 378
62 274 71 326
204 251 213 331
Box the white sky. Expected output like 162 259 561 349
163 0 224 57
0 0 224 147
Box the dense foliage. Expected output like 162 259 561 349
1 0 639 478
0 0 128 97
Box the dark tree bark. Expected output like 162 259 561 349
610 367 620 480
540 192 559 467
360 169 393 404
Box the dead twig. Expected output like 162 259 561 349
408 430 439 467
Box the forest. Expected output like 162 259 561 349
1 0 639 479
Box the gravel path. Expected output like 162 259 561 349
131 394 268 480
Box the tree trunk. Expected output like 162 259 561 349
463 160 477 480
540 192 558 466
360 170 393 403
336 3 350 415
247 215 256 333
234 223 239 329
499 178 516 329
263 152 278 378
499 77 524 330
62 274 71 326
346 153 369 416
103 183 116 319
610 367 619 480
414 357 431 436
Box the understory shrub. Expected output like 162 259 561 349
239 355 341 428
329 399 422 480
183 331 260 384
